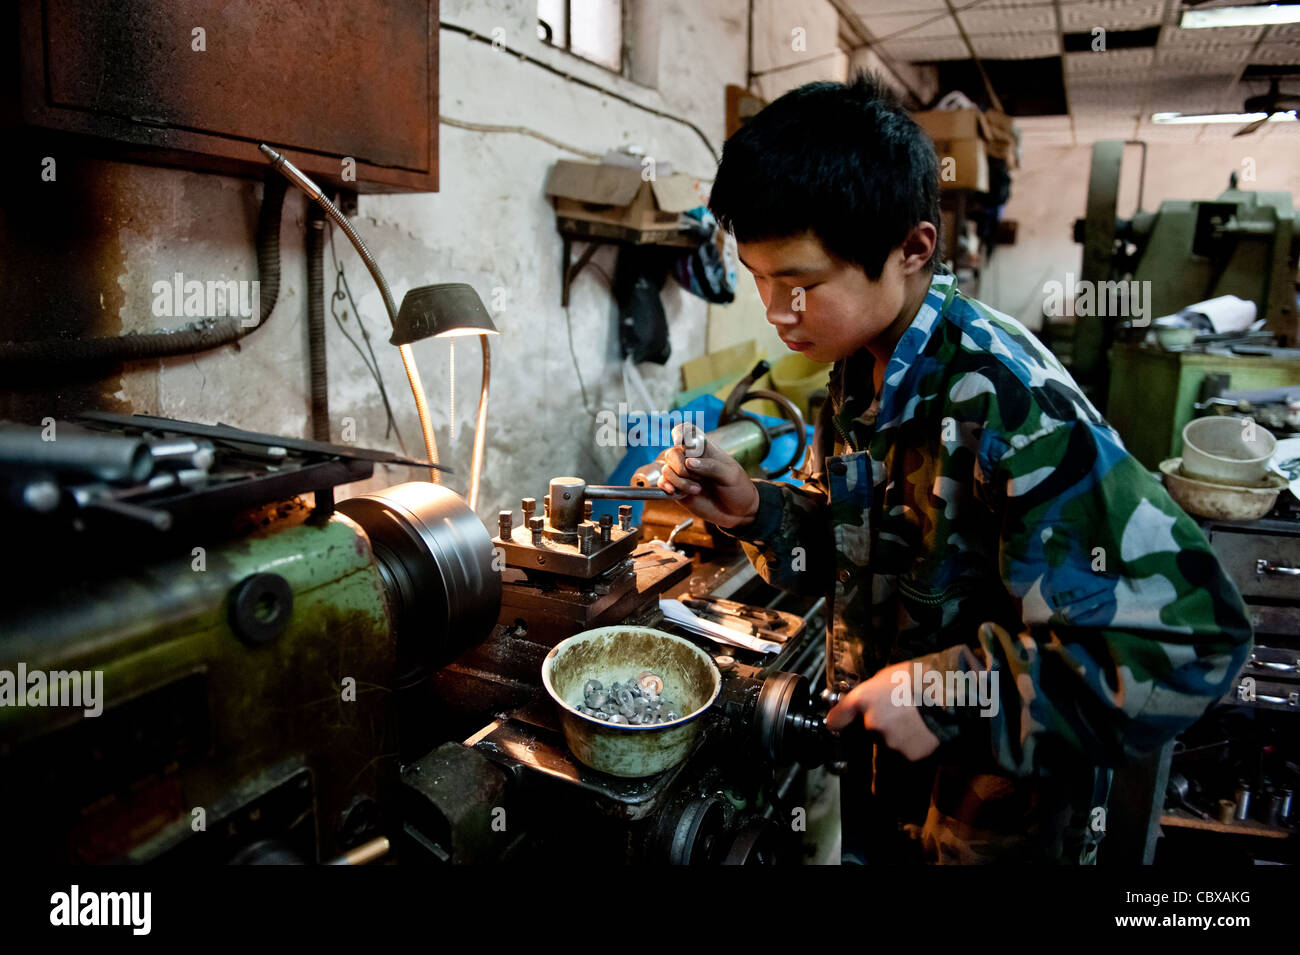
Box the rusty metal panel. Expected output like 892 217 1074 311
15 0 438 192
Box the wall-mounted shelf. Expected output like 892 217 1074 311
1161 810 1293 839
557 215 704 306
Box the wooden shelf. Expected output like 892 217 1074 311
1161 809 1293 839
556 216 705 306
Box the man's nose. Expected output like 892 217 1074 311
766 288 800 327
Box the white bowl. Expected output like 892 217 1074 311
1181 416 1276 486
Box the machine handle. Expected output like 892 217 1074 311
721 388 807 480
1256 559 1300 577
1251 655 1298 672
826 714 883 775
584 485 671 501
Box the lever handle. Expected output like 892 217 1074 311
1256 559 1300 577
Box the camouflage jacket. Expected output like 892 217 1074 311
726 270 1253 862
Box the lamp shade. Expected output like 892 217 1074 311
391 283 500 346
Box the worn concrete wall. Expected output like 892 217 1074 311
1 1 766 522
983 135 1300 332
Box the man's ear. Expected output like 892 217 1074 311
900 222 938 275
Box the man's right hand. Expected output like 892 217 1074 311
656 441 761 530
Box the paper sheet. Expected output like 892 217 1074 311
1183 295 1257 334
1273 436 1300 499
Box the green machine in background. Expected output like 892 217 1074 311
1066 140 1300 464
1106 347 1298 470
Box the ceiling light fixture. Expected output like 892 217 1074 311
1180 4 1300 28
1152 110 1297 124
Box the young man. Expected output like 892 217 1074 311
658 73 1253 864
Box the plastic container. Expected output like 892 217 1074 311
771 353 833 421
1181 416 1277 485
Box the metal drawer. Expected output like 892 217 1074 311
1245 643 1300 676
1250 605 1300 638
1225 672 1300 711
1207 528 1300 602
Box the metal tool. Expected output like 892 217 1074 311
1235 780 1253 821
325 836 390 866
75 411 449 472
0 421 153 483
692 594 790 630
1167 772 1211 820
682 599 789 643
146 436 216 470
666 517 694 546
630 373 807 491
1217 799 1236 825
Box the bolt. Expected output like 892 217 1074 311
599 513 612 543
521 497 536 524
529 516 544 545
618 504 632 531
498 510 513 540
583 499 593 521
543 495 551 519
578 521 595 555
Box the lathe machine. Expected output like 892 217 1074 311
0 412 846 865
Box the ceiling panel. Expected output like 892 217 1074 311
1158 25 1267 49
968 33 1061 58
1153 46 1252 69
1142 74 1241 113
1251 42 1300 64
866 11 957 42
957 7 1058 34
877 36 971 60
847 0 947 15
1060 0 1169 32
1064 48 1155 75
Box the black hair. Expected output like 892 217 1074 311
709 71 941 280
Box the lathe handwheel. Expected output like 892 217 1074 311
755 671 807 765
668 795 727 866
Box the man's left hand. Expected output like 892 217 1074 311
825 661 941 761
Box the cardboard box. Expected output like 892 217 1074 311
934 137 989 192
914 106 1016 172
984 109 1016 143
545 160 703 231
678 340 779 417
983 108 1018 170
986 136 1018 170
911 108 990 143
